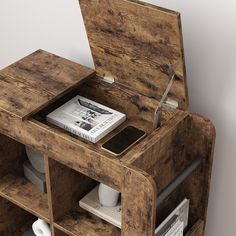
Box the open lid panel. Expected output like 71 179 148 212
80 0 188 110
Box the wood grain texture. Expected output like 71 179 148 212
47 157 96 222
122 110 187 166
0 108 123 189
0 133 50 222
53 228 69 236
0 49 95 120
44 155 56 233
154 156 212 236
123 111 190 196
80 76 177 125
122 167 157 236
80 0 188 109
0 197 34 236
0 133 26 178
185 114 216 226
186 220 204 236
0 174 49 223
143 113 191 195
0 24 215 236
0 106 215 235
54 207 121 236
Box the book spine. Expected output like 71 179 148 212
46 117 96 143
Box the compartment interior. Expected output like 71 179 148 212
155 161 206 234
33 75 178 160
48 155 204 236
47 157 121 236
0 196 38 236
0 133 49 222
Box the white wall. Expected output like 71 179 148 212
0 0 235 235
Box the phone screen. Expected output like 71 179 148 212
102 126 146 156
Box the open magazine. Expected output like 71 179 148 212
155 199 189 236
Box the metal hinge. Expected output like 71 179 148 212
165 98 179 109
153 68 177 130
100 75 115 84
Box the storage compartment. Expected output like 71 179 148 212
0 196 38 235
0 133 50 222
0 0 216 234
32 76 178 161
47 157 121 236
155 158 206 235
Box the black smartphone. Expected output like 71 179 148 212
101 125 146 156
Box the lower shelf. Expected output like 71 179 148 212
54 206 121 236
0 174 49 222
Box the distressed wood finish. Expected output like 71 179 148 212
47 157 96 222
186 220 204 236
0 51 215 236
80 0 188 109
53 228 69 236
185 114 216 227
0 174 49 223
122 167 157 236
55 207 121 236
0 133 26 178
0 50 95 120
0 197 34 236
0 133 50 223
80 77 177 125
0 1 215 233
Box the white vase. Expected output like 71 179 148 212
98 183 120 207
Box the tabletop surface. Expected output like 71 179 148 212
0 50 95 120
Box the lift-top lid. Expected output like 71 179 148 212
80 0 188 110
0 50 95 120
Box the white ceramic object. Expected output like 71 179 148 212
25 146 45 174
98 183 120 207
79 185 122 228
32 219 51 236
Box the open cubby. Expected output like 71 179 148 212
155 159 206 233
46 157 120 236
0 133 50 222
0 196 37 235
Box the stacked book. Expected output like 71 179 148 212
47 95 126 143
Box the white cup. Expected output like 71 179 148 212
98 183 120 207
32 218 51 236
